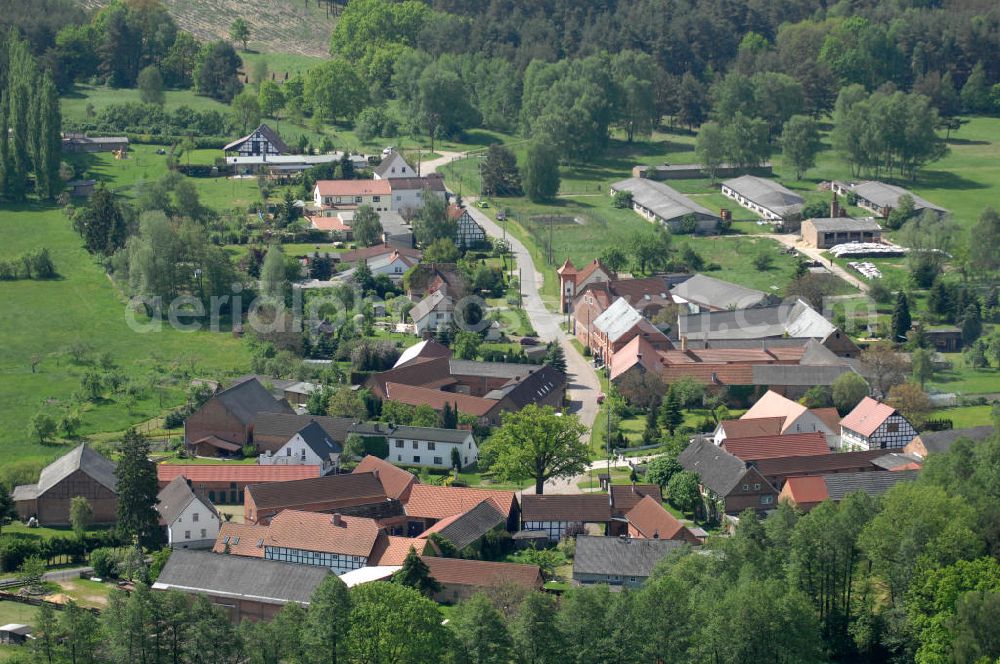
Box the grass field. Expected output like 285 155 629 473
76 0 338 57
934 405 995 428
0 601 39 626
927 354 1000 396
0 204 249 472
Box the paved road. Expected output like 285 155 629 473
425 154 604 495
764 233 870 293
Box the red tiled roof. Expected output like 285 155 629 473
721 432 829 461
609 484 663 514
626 495 689 540
840 397 898 437
157 464 321 484
779 476 829 506
315 179 391 197
245 472 387 512
384 383 498 417
212 523 268 557
353 456 418 501
520 494 611 522
266 510 380 558
341 244 422 264
404 484 515 520
308 215 350 231
415 512 461 538
557 259 577 276
754 450 888 477
367 356 452 397
573 259 612 287
811 408 842 434
719 417 786 439
369 535 427 565
420 556 542 589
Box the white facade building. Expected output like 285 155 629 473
258 421 341 474
156 476 221 550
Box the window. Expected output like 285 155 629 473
433 457 442 465
192 513 199 522
427 442 436 450
230 483 237 489
753 483 760 490
373 196 381 202
412 441 419 449
200 529 206 538
742 484 749 491
397 455 402 461
395 440 404 448
355 196 363 203
887 423 899 433
761 495 774 505
184 531 191 540
413 456 420 463
286 448 292 456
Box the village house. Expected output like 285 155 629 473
448 205 488 248
677 438 780 518
840 397 919 450
184 378 295 457
569 273 691 339
415 499 506 553
401 484 519 536
801 218 883 249
156 476 220 549
832 181 948 218
153 550 331 623
610 178 721 233
252 413 355 455
904 425 994 459
223 123 289 158
720 175 804 223
13 444 117 526
313 179 392 211
386 175 448 217
351 423 479 470
366 249 419 283
921 325 964 353
779 469 919 511
588 297 673 364
751 449 891 492
520 494 612 542
557 258 615 314
421 556 543 604
258 421 342 474
572 535 687 588
339 243 423 267
677 299 860 358
624 495 701 544
410 289 454 336
353 455 419 501
156 465 321 506
728 389 842 446
372 150 417 179
243 472 392 525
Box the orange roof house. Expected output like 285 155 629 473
840 397 918 451
353 456 418 502
625 495 700 544
421 556 543 603
404 484 517 522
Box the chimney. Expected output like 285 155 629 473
653 529 660 539
372 469 379 481
332 513 344 527
680 336 687 352
830 192 841 218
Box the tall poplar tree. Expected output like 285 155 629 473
7 30 35 201
36 74 62 200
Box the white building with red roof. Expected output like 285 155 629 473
839 397 918 451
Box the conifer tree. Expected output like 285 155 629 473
891 292 912 344
393 547 441 597
115 430 160 548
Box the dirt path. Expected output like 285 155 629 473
763 233 870 293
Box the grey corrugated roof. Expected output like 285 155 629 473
294 421 344 458
871 453 922 471
593 298 645 342
153 550 331 604
822 470 919 501
35 445 117 496
217 378 294 425
156 476 217 525
611 178 718 223
671 274 770 311
677 438 747 496
433 499 505 550
752 364 853 386
849 181 947 213
679 299 835 341
805 217 883 232
722 175 804 217
253 413 357 443
573 535 685 577
916 426 994 455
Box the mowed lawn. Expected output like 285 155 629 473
0 205 249 471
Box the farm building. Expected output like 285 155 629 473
609 178 721 233
832 181 947 218
720 175 804 222
13 444 118 526
223 123 289 158
801 217 883 249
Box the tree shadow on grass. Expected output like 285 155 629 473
915 169 988 191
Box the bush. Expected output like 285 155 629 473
0 538 42 572
90 547 117 578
